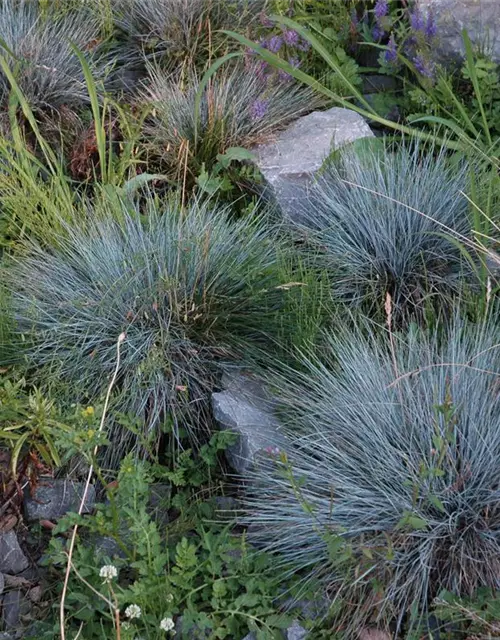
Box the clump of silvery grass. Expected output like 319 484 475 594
140 60 319 184
3 195 297 464
112 0 266 66
0 0 111 115
296 143 475 322
243 318 500 632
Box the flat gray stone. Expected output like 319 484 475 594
1 589 21 631
212 374 286 474
253 107 373 221
24 479 96 521
417 0 500 61
0 532 29 575
286 621 308 640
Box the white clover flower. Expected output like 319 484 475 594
166 593 174 603
160 617 175 632
99 564 118 583
125 604 142 619
121 622 131 631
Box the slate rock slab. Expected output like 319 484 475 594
212 374 286 474
24 479 96 521
0 532 29 575
1 589 21 631
253 107 373 221
417 0 500 62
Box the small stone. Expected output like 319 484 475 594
24 479 96 521
286 620 308 640
212 374 286 474
2 589 21 630
0 532 29 575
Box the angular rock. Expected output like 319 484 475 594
1 589 21 631
0 532 29 575
253 107 373 221
286 620 308 640
417 0 500 62
24 479 96 522
212 374 286 474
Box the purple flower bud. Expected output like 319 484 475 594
250 99 268 121
425 10 437 39
410 9 425 32
259 12 273 28
372 23 385 41
384 33 398 63
374 0 389 20
413 53 435 79
266 35 283 53
255 59 269 80
283 29 299 47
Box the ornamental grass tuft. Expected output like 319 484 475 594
296 143 475 322
140 60 318 186
3 195 300 463
0 0 111 116
243 318 500 632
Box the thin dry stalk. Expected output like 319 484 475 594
59 332 126 640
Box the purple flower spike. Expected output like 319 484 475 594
283 28 299 47
250 99 269 121
413 53 435 79
374 0 389 20
267 35 283 53
385 34 398 63
425 10 438 39
410 9 425 32
372 23 385 41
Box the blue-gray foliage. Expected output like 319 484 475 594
0 0 111 113
3 197 291 458
297 144 474 319
243 319 500 629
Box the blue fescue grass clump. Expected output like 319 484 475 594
141 60 319 181
0 0 110 115
297 143 475 321
3 195 299 461
243 319 500 631
112 0 265 64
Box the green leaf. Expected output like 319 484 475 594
216 147 256 168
